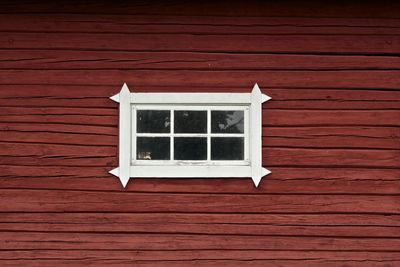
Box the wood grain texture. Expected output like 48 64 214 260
0 1 399 266
1 15 400 35
1 86 400 110
0 213 399 237
1 0 400 18
1 189 400 213
2 70 400 89
2 33 400 54
2 50 400 71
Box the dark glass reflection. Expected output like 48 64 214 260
137 137 170 160
174 137 207 160
174 111 207 133
211 111 244 133
137 110 170 133
211 137 244 160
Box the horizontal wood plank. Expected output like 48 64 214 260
1 250 400 261
0 167 399 194
1 86 400 110
0 1 399 18
2 33 400 54
265 148 400 168
264 110 400 127
0 259 399 267
0 213 399 237
1 15 399 35
264 127 400 149
1 70 399 89
2 50 400 71
0 189 399 213
1 231 400 251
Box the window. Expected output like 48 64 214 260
109 83 271 188
134 106 248 163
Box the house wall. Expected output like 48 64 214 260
0 1 399 266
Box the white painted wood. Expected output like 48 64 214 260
207 109 211 161
132 160 250 166
131 107 137 161
109 83 271 188
109 83 131 187
134 105 248 110
130 166 251 178
244 107 250 162
170 109 174 160
135 133 245 137
262 94 272 103
250 83 271 187
131 93 251 104
112 93 253 105
109 92 120 103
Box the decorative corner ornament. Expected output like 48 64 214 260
109 83 271 188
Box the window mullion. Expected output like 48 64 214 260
207 108 211 162
170 109 174 161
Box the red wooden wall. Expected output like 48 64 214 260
0 1 400 266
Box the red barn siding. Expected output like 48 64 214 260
0 1 400 266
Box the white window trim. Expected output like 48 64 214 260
109 83 271 188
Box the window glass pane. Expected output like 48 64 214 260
137 110 170 133
174 111 207 133
211 137 244 160
211 110 244 133
174 137 207 160
137 137 170 160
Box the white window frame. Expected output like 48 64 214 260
109 83 271 188
132 105 250 166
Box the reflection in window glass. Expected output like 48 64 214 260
211 111 244 133
137 110 170 133
137 137 170 160
174 137 207 160
174 111 207 133
211 137 244 160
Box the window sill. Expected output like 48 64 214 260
110 165 270 179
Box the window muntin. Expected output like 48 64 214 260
132 105 249 165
